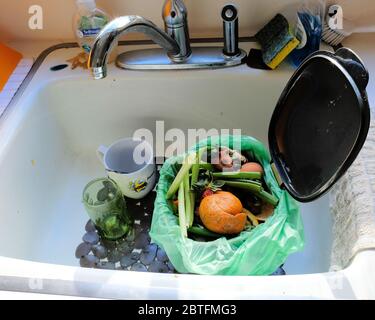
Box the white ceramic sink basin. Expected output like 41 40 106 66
0 43 374 299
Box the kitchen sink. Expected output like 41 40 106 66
0 42 374 299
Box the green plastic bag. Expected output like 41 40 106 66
150 135 305 275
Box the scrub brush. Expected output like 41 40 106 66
255 14 300 69
322 5 348 46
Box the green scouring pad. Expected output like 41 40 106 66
255 14 300 69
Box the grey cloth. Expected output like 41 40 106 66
330 117 375 270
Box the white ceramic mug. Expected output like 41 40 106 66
97 138 156 200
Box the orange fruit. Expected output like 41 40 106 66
199 191 247 234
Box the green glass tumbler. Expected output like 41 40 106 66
82 178 133 240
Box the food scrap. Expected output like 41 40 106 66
166 146 279 240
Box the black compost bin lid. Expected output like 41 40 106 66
268 48 370 203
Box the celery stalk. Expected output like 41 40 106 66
166 152 196 200
188 157 201 228
189 192 195 228
184 173 193 228
178 182 187 237
167 148 206 200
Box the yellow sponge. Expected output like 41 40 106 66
255 14 300 70
267 37 300 69
0 43 23 91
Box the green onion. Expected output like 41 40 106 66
212 172 262 180
218 180 263 193
178 182 187 237
188 226 222 238
218 178 262 187
218 180 278 206
255 190 279 207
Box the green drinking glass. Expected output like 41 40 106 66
82 178 133 240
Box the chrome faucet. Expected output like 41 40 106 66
89 0 246 79
89 15 181 79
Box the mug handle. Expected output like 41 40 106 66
96 145 108 165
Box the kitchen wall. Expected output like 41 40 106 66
0 0 374 43
0 0 301 42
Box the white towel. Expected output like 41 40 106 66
330 116 375 271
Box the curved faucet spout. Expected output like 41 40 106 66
88 15 181 79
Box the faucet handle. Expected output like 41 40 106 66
162 0 188 27
162 0 191 61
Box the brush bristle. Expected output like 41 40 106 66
322 21 347 46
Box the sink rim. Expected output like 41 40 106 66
0 40 373 299
0 36 258 124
